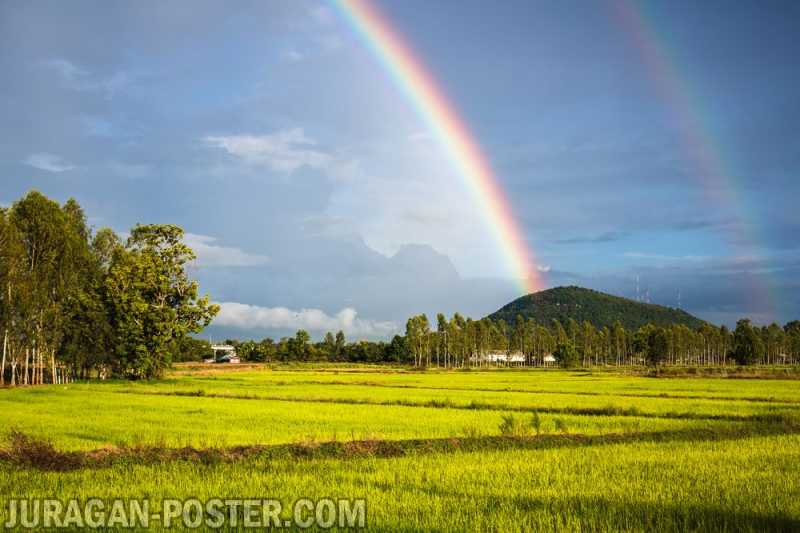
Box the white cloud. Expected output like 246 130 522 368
40 58 87 81
214 302 397 336
185 234 270 267
204 129 333 173
38 58 132 99
537 264 552 273
282 49 305 63
23 152 75 173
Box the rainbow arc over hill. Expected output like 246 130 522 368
336 0 776 319
612 0 777 320
334 0 544 295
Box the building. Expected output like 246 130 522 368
473 351 526 364
209 344 240 364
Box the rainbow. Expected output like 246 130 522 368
612 0 777 320
333 0 544 294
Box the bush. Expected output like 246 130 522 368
499 414 528 437
530 412 542 435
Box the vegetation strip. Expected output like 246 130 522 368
3 419 798 472
110 389 798 422
242 378 800 405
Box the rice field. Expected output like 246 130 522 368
1 365 799 531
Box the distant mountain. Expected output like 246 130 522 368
488 286 706 330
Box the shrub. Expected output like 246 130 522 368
499 414 528 437
530 412 542 435
461 425 482 439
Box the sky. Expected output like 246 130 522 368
1 0 798 339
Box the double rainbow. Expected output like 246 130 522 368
613 0 776 319
334 0 544 295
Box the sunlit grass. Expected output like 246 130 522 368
1 366 799 531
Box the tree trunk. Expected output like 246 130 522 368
24 347 29 385
1 329 6 386
51 348 56 385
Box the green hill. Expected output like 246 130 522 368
488 286 706 331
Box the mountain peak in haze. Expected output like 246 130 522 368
390 244 460 281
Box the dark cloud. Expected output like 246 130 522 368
552 231 629 245
2 0 799 338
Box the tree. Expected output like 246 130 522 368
786 321 800 365
335 330 346 351
645 327 669 367
632 324 656 365
553 341 580 368
385 334 407 363
323 331 336 360
287 330 311 360
7 191 90 384
257 337 276 362
105 224 218 379
732 319 764 366
436 313 448 367
405 314 430 366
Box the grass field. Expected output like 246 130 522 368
1 365 799 531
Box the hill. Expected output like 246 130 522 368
488 286 706 331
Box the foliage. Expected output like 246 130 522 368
0 191 217 384
732 319 765 365
554 342 580 368
645 327 670 366
105 224 218 379
489 286 706 330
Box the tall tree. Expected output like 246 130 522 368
105 224 218 379
732 319 764 366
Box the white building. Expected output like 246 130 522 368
208 344 240 364
473 351 526 364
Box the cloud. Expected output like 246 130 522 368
23 152 75 173
40 58 87 81
624 252 710 262
670 219 727 231
38 58 131 98
282 49 305 63
204 129 333 173
184 234 270 267
553 231 629 245
214 302 398 336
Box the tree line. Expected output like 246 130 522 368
183 313 800 369
2 191 798 384
0 191 218 385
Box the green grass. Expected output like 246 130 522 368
1 365 799 531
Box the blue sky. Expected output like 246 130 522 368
2 0 798 339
